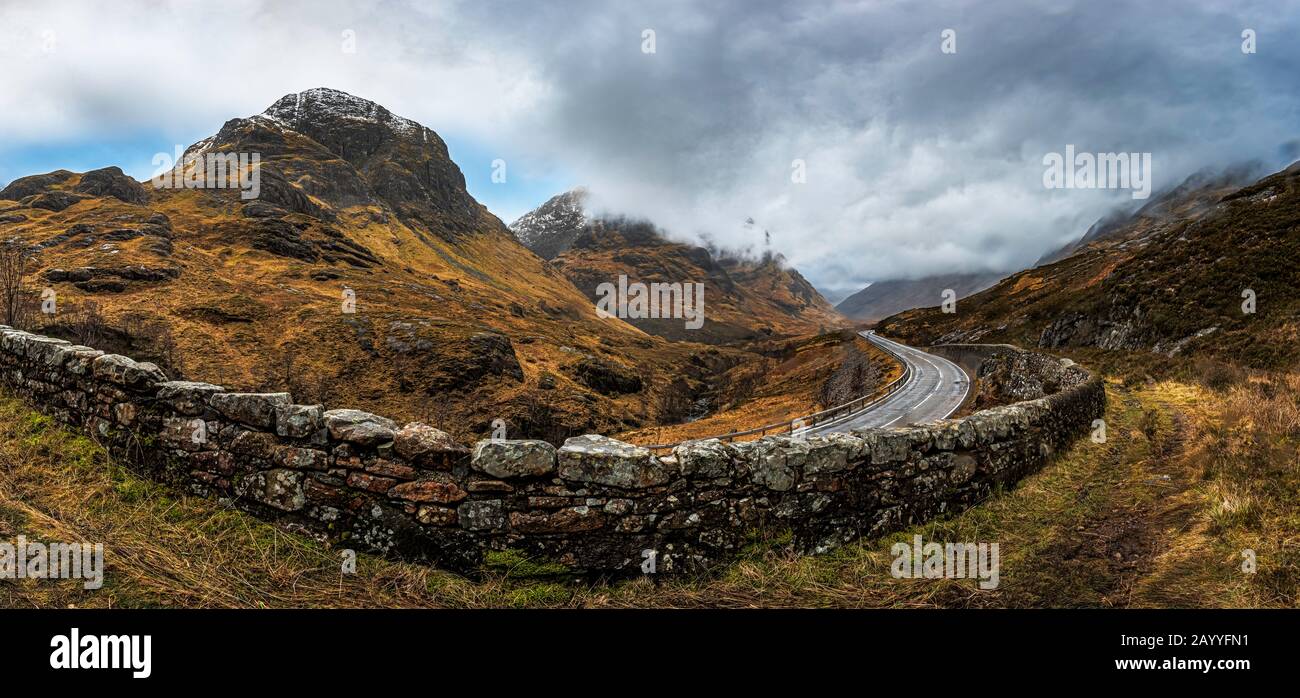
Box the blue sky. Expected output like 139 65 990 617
445 139 575 225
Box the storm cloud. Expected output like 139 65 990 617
3 0 1299 301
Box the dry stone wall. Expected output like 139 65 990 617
0 325 1105 576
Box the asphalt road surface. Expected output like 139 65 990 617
811 330 969 434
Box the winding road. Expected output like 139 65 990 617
811 330 969 434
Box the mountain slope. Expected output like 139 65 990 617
835 272 1003 322
879 160 1300 370
0 89 737 441
1034 165 1262 266
510 189 844 343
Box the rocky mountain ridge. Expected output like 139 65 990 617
509 189 844 343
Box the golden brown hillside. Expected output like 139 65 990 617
0 89 857 444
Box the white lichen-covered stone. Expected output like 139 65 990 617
158 381 225 415
211 392 291 430
558 435 671 488
276 403 324 439
804 433 864 474
236 469 306 511
740 436 810 491
471 439 556 478
672 439 736 480
457 499 506 531
323 408 397 446
869 429 913 465
91 354 167 390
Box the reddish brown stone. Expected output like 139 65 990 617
364 458 418 480
527 496 570 509
346 471 396 494
509 506 605 534
394 423 468 470
229 430 280 459
304 478 346 506
467 479 514 493
388 474 467 504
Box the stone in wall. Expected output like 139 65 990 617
158 381 225 416
395 423 466 469
472 439 555 478
211 392 291 430
276 403 325 439
323 408 397 446
557 435 673 488
92 354 167 391
672 439 735 480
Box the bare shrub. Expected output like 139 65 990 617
1191 356 1245 392
257 347 331 405
819 345 881 407
0 242 34 329
65 300 109 348
119 311 183 378
512 393 583 445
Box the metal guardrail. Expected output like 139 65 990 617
644 332 915 451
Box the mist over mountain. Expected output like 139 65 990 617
1035 163 1268 266
510 189 843 343
880 157 1300 370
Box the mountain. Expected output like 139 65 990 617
1034 164 1263 266
0 89 743 441
509 189 844 343
840 166 1261 329
878 159 1300 370
835 272 1004 322
509 188 588 259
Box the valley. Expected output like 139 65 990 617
0 89 860 449
6 1 1300 681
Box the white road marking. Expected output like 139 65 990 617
816 330 969 432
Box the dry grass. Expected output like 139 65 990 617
2 368 1297 608
1128 373 1300 607
618 335 901 446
